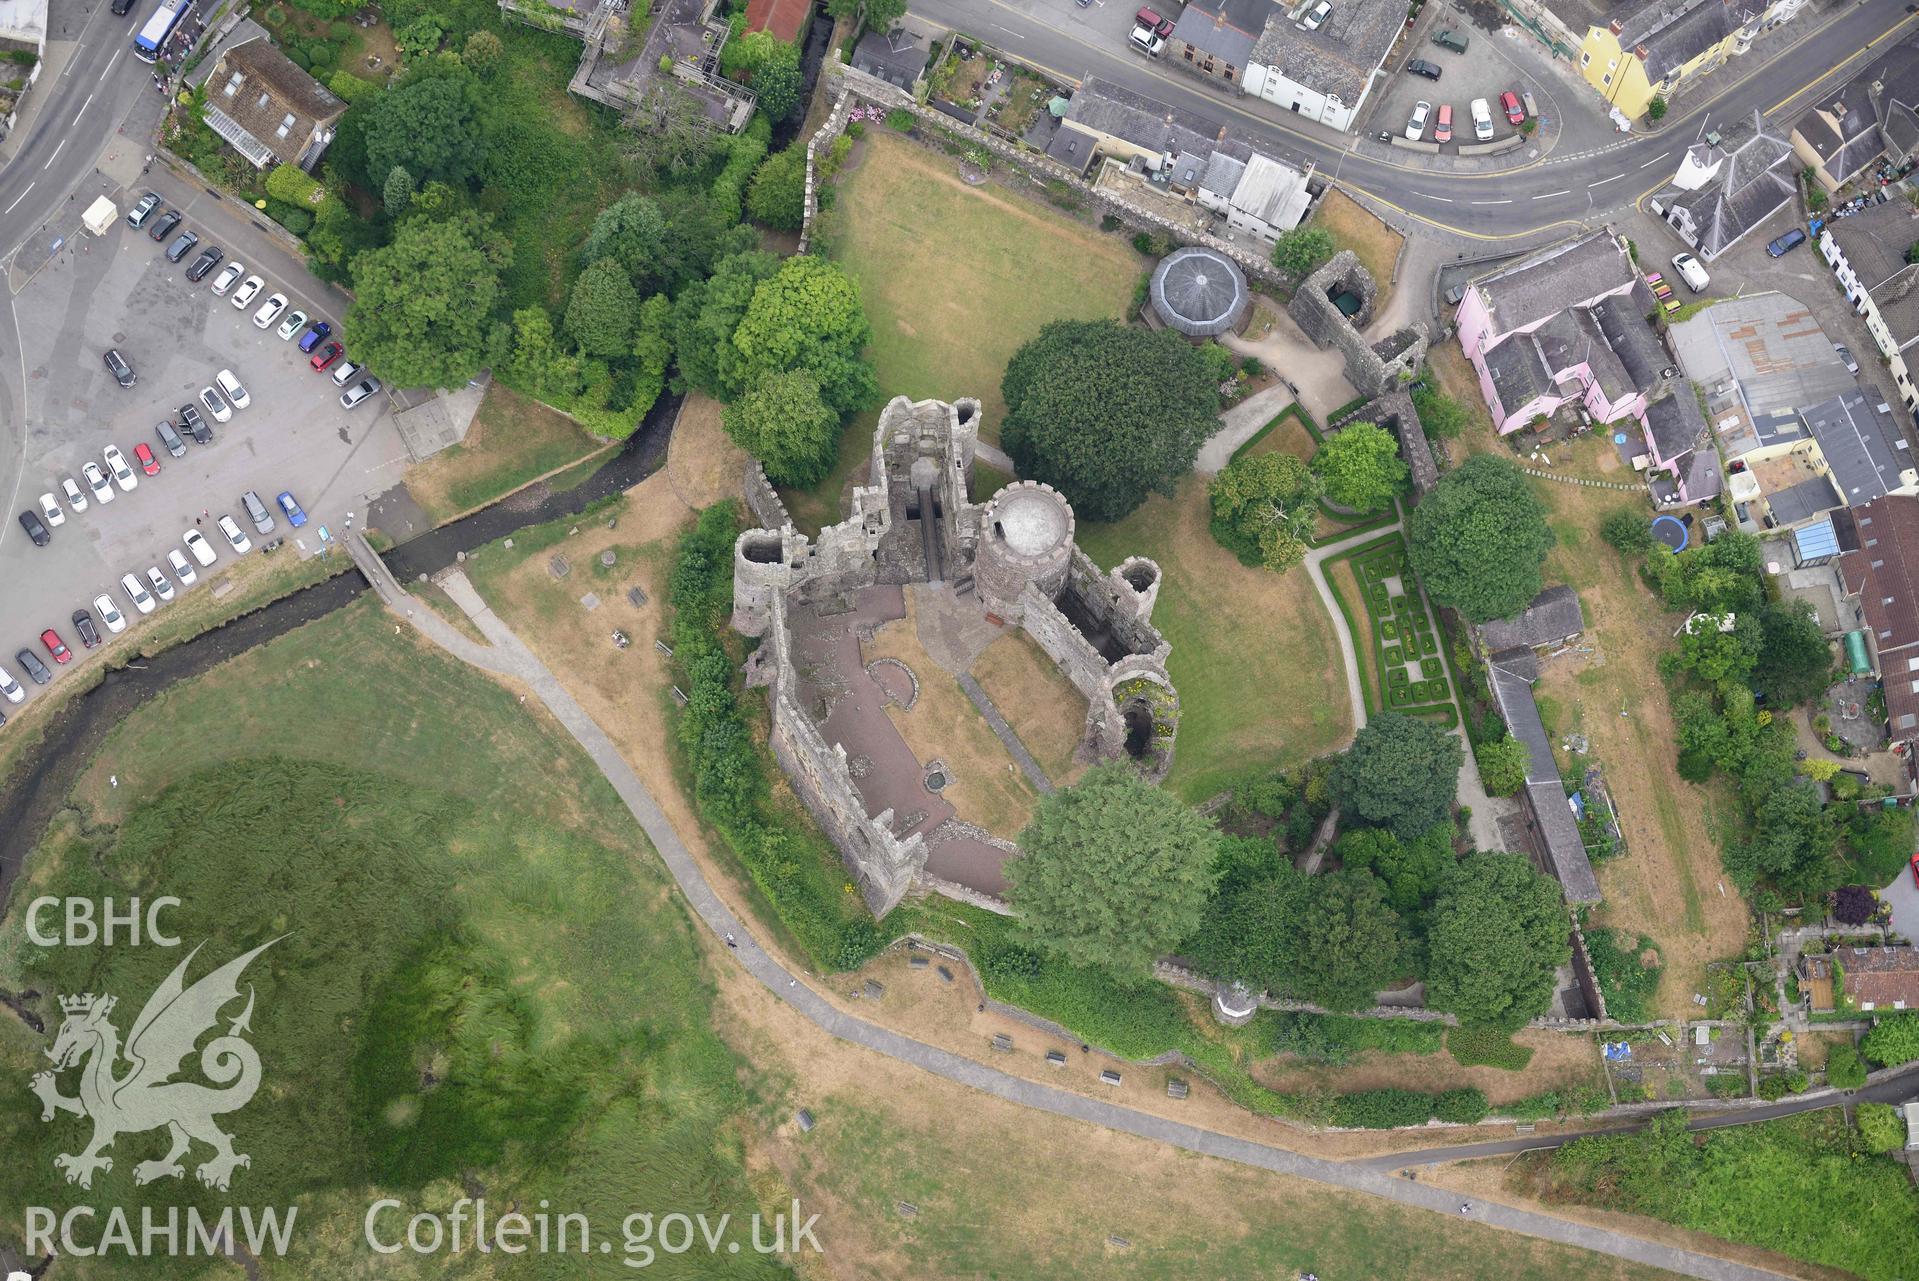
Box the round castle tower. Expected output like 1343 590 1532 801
731 527 795 638
973 482 1074 620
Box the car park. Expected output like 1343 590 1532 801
37 493 63 527
179 403 211 444
339 375 382 409
121 572 156 615
1406 58 1441 80
217 514 252 555
1434 103 1452 143
72 608 101 647
1470 97 1493 141
1431 27 1468 51
17 510 49 546
216 368 250 410
253 294 288 329
1301 0 1330 28
103 444 137 492
241 490 276 535
185 246 224 283
184 528 218 567
276 490 308 527
231 275 265 309
211 262 244 295
146 566 175 602
276 309 308 341
199 385 233 424
164 231 200 263
167 547 197 585
41 628 70 664
1671 251 1710 292
310 342 344 372
156 419 187 458
330 360 363 387
94 602 129 640
61 477 87 512
1405 100 1430 141
1501 90 1524 124
1767 227 1808 257
298 321 332 353
17 648 52 684
133 442 160 476
1836 342 1859 373
146 209 181 241
83 461 114 504
126 192 162 229
103 349 136 388
0 665 21 702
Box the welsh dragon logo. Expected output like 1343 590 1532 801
30 939 279 1192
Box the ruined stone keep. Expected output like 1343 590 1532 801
1287 249 1429 398
733 396 1180 916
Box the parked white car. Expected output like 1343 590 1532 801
199 385 233 424
146 566 175 602
167 547 198 585
1405 100 1431 141
62 476 87 513
230 275 266 309
1470 97 1493 141
102 444 137 492
1670 252 1710 293
253 293 288 329
92 594 127 633
217 514 251 555
182 528 217 567
276 309 308 341
38 492 63 527
0 665 24 703
121 572 155 615
216 368 250 410
211 262 244 296
83 461 114 505
329 360 362 388
1301 0 1331 28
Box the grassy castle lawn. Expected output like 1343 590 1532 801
0 599 780 1280
786 129 1143 531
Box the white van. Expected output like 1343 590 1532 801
1670 252 1710 293
1469 98 1494 142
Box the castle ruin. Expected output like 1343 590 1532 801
733 395 1180 915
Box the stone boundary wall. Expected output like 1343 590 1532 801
803 63 1287 288
1568 916 1609 1022
1289 250 1429 399
742 459 792 530
1521 466 1640 491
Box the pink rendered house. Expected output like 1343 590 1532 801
1453 231 1661 435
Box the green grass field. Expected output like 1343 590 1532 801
0 599 782 1279
784 130 1142 531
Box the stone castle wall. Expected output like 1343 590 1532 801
1288 251 1430 399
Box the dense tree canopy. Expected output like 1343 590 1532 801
1334 822 1455 924
1752 600 1835 708
727 255 878 415
1425 853 1570 1026
1312 421 1406 512
671 250 782 401
1334 713 1463 839
1184 866 1406 1009
745 145 808 232
1002 320 1218 522
721 370 841 486
1007 764 1221 980
1208 453 1319 572
563 258 642 360
581 193 669 292
1406 455 1555 622
345 210 505 388
1271 226 1334 277
1862 1011 1919 1066
364 65 484 188
1473 735 1529 798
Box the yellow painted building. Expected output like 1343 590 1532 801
1572 0 1747 118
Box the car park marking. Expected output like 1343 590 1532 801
1638 149 1672 169
1587 172 1624 187
1531 190 1569 199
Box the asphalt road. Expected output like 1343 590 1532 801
1360 1060 1919 1169
906 0 1917 236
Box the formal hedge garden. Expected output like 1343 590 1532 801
1337 535 1458 727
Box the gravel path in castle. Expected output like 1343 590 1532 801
343 543 1802 1281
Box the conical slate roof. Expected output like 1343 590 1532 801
1149 246 1248 338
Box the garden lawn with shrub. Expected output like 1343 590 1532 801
1324 533 1460 729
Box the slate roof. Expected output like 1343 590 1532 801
1468 231 1637 342
1839 494 1919 735
1642 387 1707 461
1483 332 1554 416
1063 76 1225 161
1044 121 1100 172
1200 149 1248 200
1170 0 1268 67
1251 0 1405 108
1488 650 1602 904
1615 0 1738 85
1653 111 1796 260
1766 472 1845 526
203 35 346 169
745 0 812 43
851 29 924 88
1826 199 1919 349
1590 292 1670 392
1793 75 1884 186
1476 585 1585 652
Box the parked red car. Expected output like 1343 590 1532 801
133 442 160 476
1434 103 1453 144
41 627 71 664
1501 90 1524 125
309 341 344 372
1135 5 1174 36
1909 850 1919 888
